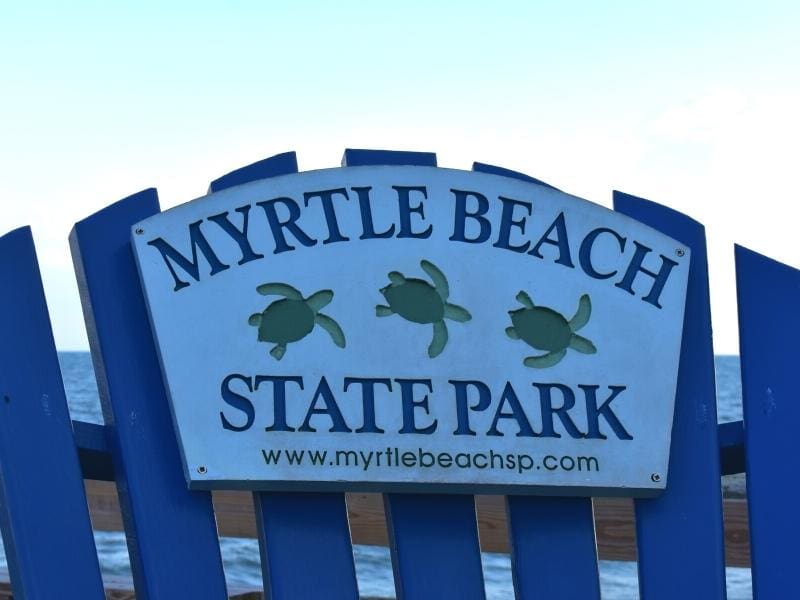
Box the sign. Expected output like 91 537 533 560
132 165 689 496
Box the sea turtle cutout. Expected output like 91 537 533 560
376 259 471 358
248 283 345 360
506 291 597 368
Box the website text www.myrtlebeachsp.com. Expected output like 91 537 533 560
260 446 599 474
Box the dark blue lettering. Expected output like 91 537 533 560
303 188 350 244
450 380 491 435
299 376 351 432
352 186 395 239
493 196 532 253
397 378 437 434
580 385 632 440
256 197 317 254
615 241 678 308
579 227 626 279
256 375 304 432
449 189 491 243
488 382 537 437
220 374 254 432
529 212 575 267
147 220 229 291
344 377 393 434
534 382 585 439
393 186 432 239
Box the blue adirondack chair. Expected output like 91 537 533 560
0 150 795 599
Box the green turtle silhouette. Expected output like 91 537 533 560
248 283 345 360
506 291 597 368
376 260 471 358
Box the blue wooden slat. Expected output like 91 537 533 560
718 420 745 476
342 148 484 599
472 161 560 191
0 227 105 599
384 494 484 600
506 496 600 598
474 161 599 598
342 148 437 167
255 493 358 600
70 190 228 598
614 191 726 599
212 154 359 599
209 151 299 193
735 245 800 598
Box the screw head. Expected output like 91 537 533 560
651 473 662 483
135 227 144 235
675 248 685 257
197 466 207 475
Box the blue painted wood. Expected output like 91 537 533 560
211 154 359 599
209 151 299 193
341 148 484 598
255 493 359 600
0 227 105 599
74 420 115 481
506 496 600 598
614 191 726 599
384 494 485 600
473 161 599 598
342 148 437 167
472 161 560 190
735 245 800 598
70 190 228 598
718 421 745 476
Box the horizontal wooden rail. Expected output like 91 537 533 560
84 480 751 568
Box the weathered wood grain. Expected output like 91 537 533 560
85 481 751 567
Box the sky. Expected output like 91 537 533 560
1 1 798 353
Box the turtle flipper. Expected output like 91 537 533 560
444 303 471 322
248 313 262 327
569 334 596 354
505 326 519 340
306 289 334 312
257 283 303 299
429 321 448 358
516 291 535 308
316 313 346 348
376 305 393 317
421 260 450 300
270 344 287 360
388 271 406 286
524 349 566 368
568 294 592 331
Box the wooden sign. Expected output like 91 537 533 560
132 165 689 496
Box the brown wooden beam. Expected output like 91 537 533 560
85 480 750 568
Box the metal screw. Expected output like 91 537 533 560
675 248 685 257
197 466 207 475
650 473 662 483
135 228 144 235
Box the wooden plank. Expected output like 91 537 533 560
384 494 485 599
341 149 485 600
210 153 359 600
736 245 800 598
0 227 105 599
85 481 752 567
615 192 727 598
472 161 600 599
70 191 228 598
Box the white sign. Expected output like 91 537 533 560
132 166 689 496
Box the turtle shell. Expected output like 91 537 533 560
383 279 444 324
510 307 572 352
258 299 315 343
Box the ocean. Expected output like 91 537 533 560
2 353 752 598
